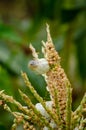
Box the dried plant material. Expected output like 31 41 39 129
29 44 38 59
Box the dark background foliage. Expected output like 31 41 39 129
0 0 86 129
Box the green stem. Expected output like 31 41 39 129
21 72 59 125
66 83 72 130
19 89 53 130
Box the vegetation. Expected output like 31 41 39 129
0 25 86 130
0 0 86 129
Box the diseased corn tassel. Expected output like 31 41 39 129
29 24 72 129
43 24 72 127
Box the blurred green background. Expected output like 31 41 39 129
0 0 86 129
